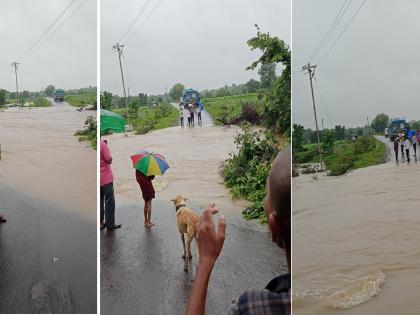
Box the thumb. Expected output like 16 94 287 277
218 214 226 239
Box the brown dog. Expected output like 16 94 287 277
171 195 199 271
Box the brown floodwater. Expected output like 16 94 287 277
0 107 96 220
102 125 250 216
293 139 420 314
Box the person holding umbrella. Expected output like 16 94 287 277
131 150 169 228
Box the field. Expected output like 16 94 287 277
295 136 386 176
65 93 96 107
203 93 262 125
113 103 179 134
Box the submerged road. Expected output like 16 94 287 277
101 116 287 314
47 97 71 107
101 199 285 315
0 184 96 314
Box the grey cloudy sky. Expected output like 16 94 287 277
293 0 420 128
0 0 96 92
101 0 290 96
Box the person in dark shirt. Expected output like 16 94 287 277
136 170 156 227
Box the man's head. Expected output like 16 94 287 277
264 146 291 265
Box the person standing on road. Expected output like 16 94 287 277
188 102 195 127
412 134 417 157
399 134 405 158
404 137 411 162
0 214 6 223
180 109 184 128
186 147 291 315
136 170 156 228
393 138 399 163
100 140 122 230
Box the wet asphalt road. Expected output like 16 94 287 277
46 98 71 107
0 184 96 314
101 199 287 315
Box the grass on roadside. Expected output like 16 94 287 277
31 96 51 107
295 136 386 176
65 93 96 107
113 103 179 134
203 93 262 125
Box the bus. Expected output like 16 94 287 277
181 88 200 108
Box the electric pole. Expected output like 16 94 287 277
303 63 323 169
366 116 371 135
113 43 129 130
11 62 19 107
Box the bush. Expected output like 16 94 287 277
74 116 97 149
222 124 279 222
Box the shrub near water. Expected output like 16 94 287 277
222 124 279 223
74 116 97 149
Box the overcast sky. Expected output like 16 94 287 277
0 0 96 92
293 0 420 128
101 0 290 96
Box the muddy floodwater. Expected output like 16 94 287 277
0 107 96 219
293 138 420 315
101 123 286 314
0 107 97 313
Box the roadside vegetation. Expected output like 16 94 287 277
74 116 97 149
107 96 179 135
221 26 290 223
65 93 96 108
204 93 264 125
293 123 387 176
31 96 51 107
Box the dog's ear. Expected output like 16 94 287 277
183 197 188 201
171 198 176 202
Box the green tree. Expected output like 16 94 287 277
258 63 276 89
44 85 55 97
138 93 148 106
321 129 335 155
371 113 389 133
0 89 6 107
247 25 291 135
128 98 140 118
245 79 260 93
292 124 305 153
100 91 113 110
169 83 185 101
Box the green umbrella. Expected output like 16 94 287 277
100 109 126 134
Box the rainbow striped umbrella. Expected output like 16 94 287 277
130 150 170 176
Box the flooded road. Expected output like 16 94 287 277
0 107 96 219
293 137 420 314
101 124 287 314
0 184 96 313
0 107 97 313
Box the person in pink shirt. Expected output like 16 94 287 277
100 140 121 230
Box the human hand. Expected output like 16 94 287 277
196 203 226 268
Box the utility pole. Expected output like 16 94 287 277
303 63 323 169
322 118 324 130
113 43 129 131
366 116 371 135
11 62 19 107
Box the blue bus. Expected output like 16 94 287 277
181 88 200 107
53 89 65 102
385 118 408 138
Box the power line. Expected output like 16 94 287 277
308 0 353 62
126 0 164 43
16 0 78 62
313 74 333 127
118 0 153 42
29 0 90 56
317 0 368 65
